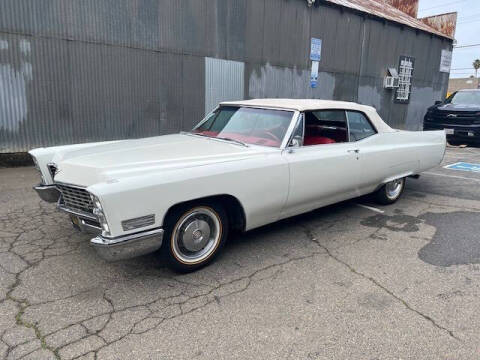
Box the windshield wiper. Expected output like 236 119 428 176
181 131 210 138
182 131 249 147
215 137 249 147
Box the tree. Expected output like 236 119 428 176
474 59 480 78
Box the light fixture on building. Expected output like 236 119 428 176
306 0 316 7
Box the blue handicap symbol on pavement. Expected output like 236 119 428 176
444 162 480 173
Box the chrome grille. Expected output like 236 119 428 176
56 183 94 214
429 111 479 126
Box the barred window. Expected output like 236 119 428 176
395 56 415 103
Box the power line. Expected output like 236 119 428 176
453 43 480 49
457 13 480 21
418 0 466 13
457 18 480 25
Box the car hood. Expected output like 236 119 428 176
52 134 274 186
433 103 480 112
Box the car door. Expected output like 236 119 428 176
344 110 382 191
280 110 361 219
345 110 419 193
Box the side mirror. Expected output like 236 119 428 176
289 135 303 148
435 100 442 105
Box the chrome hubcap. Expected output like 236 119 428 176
182 219 211 252
385 179 403 200
172 208 221 264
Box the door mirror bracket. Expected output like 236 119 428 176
290 137 302 148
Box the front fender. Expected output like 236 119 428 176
89 153 289 237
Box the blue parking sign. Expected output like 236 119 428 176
444 162 480 173
310 38 322 62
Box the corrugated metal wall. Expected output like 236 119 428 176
0 0 452 153
205 57 244 115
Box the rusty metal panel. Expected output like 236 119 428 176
419 12 458 39
384 0 418 18
327 0 453 39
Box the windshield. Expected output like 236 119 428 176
446 91 480 106
191 106 294 147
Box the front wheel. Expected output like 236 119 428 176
374 178 406 205
162 202 228 272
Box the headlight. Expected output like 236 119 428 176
31 156 46 184
90 194 110 236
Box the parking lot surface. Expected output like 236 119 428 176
0 147 480 360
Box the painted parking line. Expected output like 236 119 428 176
357 204 384 214
423 171 480 182
444 162 480 173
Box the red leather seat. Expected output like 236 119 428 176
303 136 336 146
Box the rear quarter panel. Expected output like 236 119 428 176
413 130 447 171
357 130 445 188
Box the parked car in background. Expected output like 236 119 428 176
30 99 446 272
424 89 480 145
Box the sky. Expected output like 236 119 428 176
418 0 480 78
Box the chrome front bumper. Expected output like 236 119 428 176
34 183 164 261
91 228 164 262
58 204 163 262
33 184 60 203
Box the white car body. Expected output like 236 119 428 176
29 99 446 261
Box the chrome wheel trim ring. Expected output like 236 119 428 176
171 207 222 265
385 179 404 200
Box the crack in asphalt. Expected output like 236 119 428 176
3 173 478 359
1 211 63 360
0 203 330 359
89 250 326 359
301 226 462 342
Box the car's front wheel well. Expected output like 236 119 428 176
162 195 246 232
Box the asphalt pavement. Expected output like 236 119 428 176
0 146 479 360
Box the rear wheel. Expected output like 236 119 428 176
374 178 405 205
162 202 228 272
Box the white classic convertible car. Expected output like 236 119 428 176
30 99 446 271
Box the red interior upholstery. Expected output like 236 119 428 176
303 136 336 146
304 124 347 144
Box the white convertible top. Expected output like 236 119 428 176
221 98 395 133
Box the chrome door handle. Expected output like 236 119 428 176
347 149 360 153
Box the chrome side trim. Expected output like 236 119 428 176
91 228 164 261
33 184 61 203
121 214 155 231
